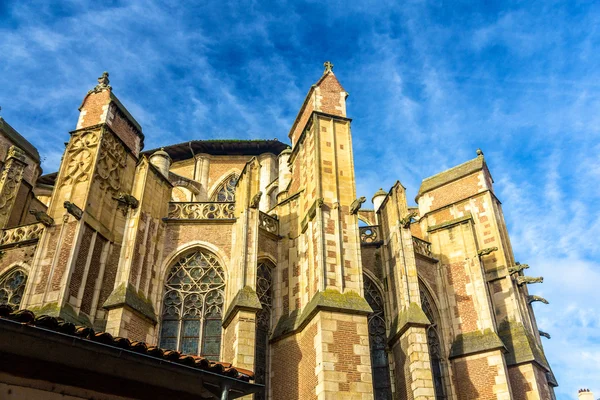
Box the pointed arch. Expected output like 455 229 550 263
0 266 28 309
210 172 239 202
254 259 275 400
419 281 447 400
363 273 392 399
158 247 226 360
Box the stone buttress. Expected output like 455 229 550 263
269 64 374 400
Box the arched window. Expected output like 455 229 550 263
363 274 392 400
420 286 446 400
211 174 238 202
254 261 273 400
0 268 27 309
159 249 225 360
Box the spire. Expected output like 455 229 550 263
323 61 334 74
88 71 112 94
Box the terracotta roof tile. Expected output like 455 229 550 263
0 304 254 382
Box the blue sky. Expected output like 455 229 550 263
1 1 599 398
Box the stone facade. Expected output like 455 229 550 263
0 66 557 399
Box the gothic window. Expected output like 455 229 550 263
0 268 27 309
254 261 273 400
420 286 447 400
211 174 238 202
159 249 225 360
363 274 392 400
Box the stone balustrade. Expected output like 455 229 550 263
167 202 235 220
0 222 44 247
259 211 279 235
412 236 433 258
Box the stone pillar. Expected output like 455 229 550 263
258 153 277 211
0 146 28 229
277 148 291 200
194 153 211 200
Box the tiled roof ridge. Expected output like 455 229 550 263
0 304 253 382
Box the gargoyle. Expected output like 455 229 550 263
477 247 498 257
29 209 54 227
399 211 417 228
64 201 83 220
508 262 530 275
516 276 543 286
539 330 551 339
350 197 366 215
249 191 262 209
113 193 139 209
527 295 549 305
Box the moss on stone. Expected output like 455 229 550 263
388 302 430 343
449 328 505 358
103 283 157 324
427 214 473 233
28 302 92 327
222 286 262 328
497 320 550 370
271 289 372 342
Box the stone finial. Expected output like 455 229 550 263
89 71 112 94
324 61 334 74
476 148 484 156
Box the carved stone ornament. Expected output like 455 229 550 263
508 262 530 275
95 130 127 193
250 191 262 209
539 330 551 339
7 145 26 162
0 223 44 246
324 61 334 73
399 211 417 228
0 151 26 217
60 129 99 188
516 276 543 286
527 295 549 305
477 246 498 257
29 209 54 226
64 201 83 220
168 202 235 220
88 71 112 94
113 192 139 216
350 196 366 215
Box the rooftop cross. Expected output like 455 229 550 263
323 61 334 73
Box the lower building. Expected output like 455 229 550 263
0 64 557 399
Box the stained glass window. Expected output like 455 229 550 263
420 286 447 400
363 274 392 400
159 250 225 360
212 174 238 202
0 268 27 309
255 262 273 400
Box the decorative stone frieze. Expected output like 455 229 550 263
412 236 433 258
258 211 278 235
359 225 381 244
0 222 44 247
167 202 235 220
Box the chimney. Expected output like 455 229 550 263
578 389 594 400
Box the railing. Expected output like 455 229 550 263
413 236 433 258
359 225 381 244
259 211 279 235
0 222 45 246
168 202 235 220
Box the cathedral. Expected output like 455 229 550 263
0 63 557 399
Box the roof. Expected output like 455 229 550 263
142 139 290 162
0 117 40 163
0 305 255 387
416 155 488 199
37 172 57 186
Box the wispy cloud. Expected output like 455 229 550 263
1 1 599 398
